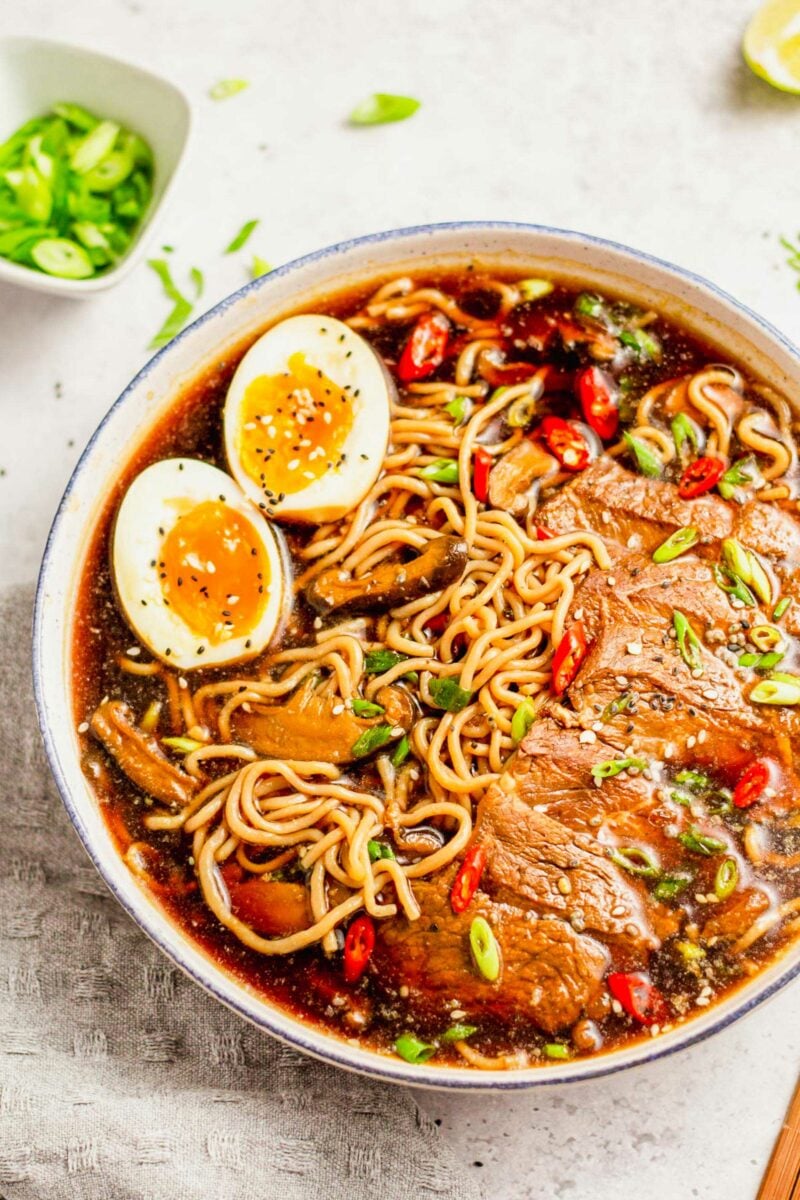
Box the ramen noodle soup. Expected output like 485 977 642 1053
74 269 800 1069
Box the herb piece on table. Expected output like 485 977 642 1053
209 79 249 100
348 93 421 126
148 259 203 349
225 218 259 254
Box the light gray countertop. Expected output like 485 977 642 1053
3 0 800 1195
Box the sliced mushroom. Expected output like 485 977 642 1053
488 439 558 516
90 699 200 806
221 864 311 935
305 534 468 615
229 677 414 763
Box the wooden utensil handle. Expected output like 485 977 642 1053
759 1077 800 1199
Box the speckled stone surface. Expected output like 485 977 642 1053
2 0 800 1195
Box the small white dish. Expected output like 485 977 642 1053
0 36 191 297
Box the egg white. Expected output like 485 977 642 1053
112 457 287 670
224 314 393 522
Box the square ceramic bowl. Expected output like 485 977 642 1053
0 36 191 297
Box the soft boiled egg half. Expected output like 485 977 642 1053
224 314 393 522
112 458 287 670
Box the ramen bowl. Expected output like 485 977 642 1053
33 221 800 1089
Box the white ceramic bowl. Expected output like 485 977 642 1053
0 36 191 297
33 222 800 1088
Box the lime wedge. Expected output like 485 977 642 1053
744 0 800 93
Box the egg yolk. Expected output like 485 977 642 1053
236 352 355 503
159 500 270 644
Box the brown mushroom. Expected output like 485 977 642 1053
90 699 200 806
488 439 558 516
221 863 312 935
305 534 468 616
229 677 414 763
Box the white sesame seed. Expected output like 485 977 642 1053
331 704 344 716
607 576 616 587
579 729 597 744
287 459 300 470
697 729 708 744
77 721 89 734
702 688 719 701
626 642 642 656
557 876 572 895
686 734 696 749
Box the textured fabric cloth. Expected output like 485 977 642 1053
0 585 481 1200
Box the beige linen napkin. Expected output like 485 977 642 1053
0 584 482 1200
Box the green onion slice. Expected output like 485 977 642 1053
444 395 471 425
30 237 93 279
367 839 396 862
510 697 537 745
714 857 739 901
506 393 539 428
351 697 385 718
750 674 800 705
653 875 691 901
653 527 698 563
251 255 272 279
622 432 662 478
673 610 703 674
225 218 259 253
671 412 702 456
349 93 420 125
391 735 411 767
739 650 784 671
351 723 394 758
469 916 501 982
713 564 756 607
718 456 757 500
591 756 647 781
601 692 634 722
364 649 409 674
609 846 661 878
678 826 727 856
139 700 162 734
428 677 474 713
543 1043 571 1060
773 597 791 621
676 940 705 963
148 258 196 349
70 120 120 173
518 278 553 302
210 78 249 100
574 292 606 320
619 327 661 360
674 769 711 792
395 1032 436 1064
420 458 459 484
441 1023 478 1043
162 736 205 753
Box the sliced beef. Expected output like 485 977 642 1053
91 699 199 806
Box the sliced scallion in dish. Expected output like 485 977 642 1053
652 526 698 564
622 432 662 478
348 93 421 125
0 103 154 279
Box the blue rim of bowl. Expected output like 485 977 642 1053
32 220 800 1089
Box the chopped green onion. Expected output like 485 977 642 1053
653 526 698 564
162 736 205 753
750 624 784 651
674 769 711 792
506 393 538 428
420 458 459 484
706 789 733 816
52 102 98 131
30 237 93 279
653 875 691 902
394 1032 436 1064
428 677 474 713
225 218 259 253
748 554 773 606
351 724 394 758
574 292 606 320
678 826 727 856
673 610 703 674
676 940 705 963
444 395 471 425
251 255 272 279
600 692 634 722
714 857 739 901
722 538 751 582
148 259 196 349
441 1023 478 1042
718 456 757 500
518 278 553 302
510 697 537 745
210 78 249 100
351 697 385 718
190 266 204 296
622 432 662 478
139 700 162 733
750 674 800 705
609 846 661 878
670 789 693 808
83 150 134 192
469 916 501 982
349 93 420 125
364 649 409 675
591 756 648 781
739 650 784 671
70 120 120 173
671 412 701 456
391 735 411 767
619 327 661 360
367 839 396 862
773 597 791 621
543 1043 571 1060
713 564 756 606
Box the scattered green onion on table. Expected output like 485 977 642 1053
0 103 154 279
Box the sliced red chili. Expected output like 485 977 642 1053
733 758 773 809
607 971 669 1026
535 525 555 541
473 446 492 502
551 620 588 695
450 844 487 913
479 355 537 387
540 416 591 472
343 914 375 983
678 456 726 499
424 611 450 635
397 312 450 383
576 366 619 440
